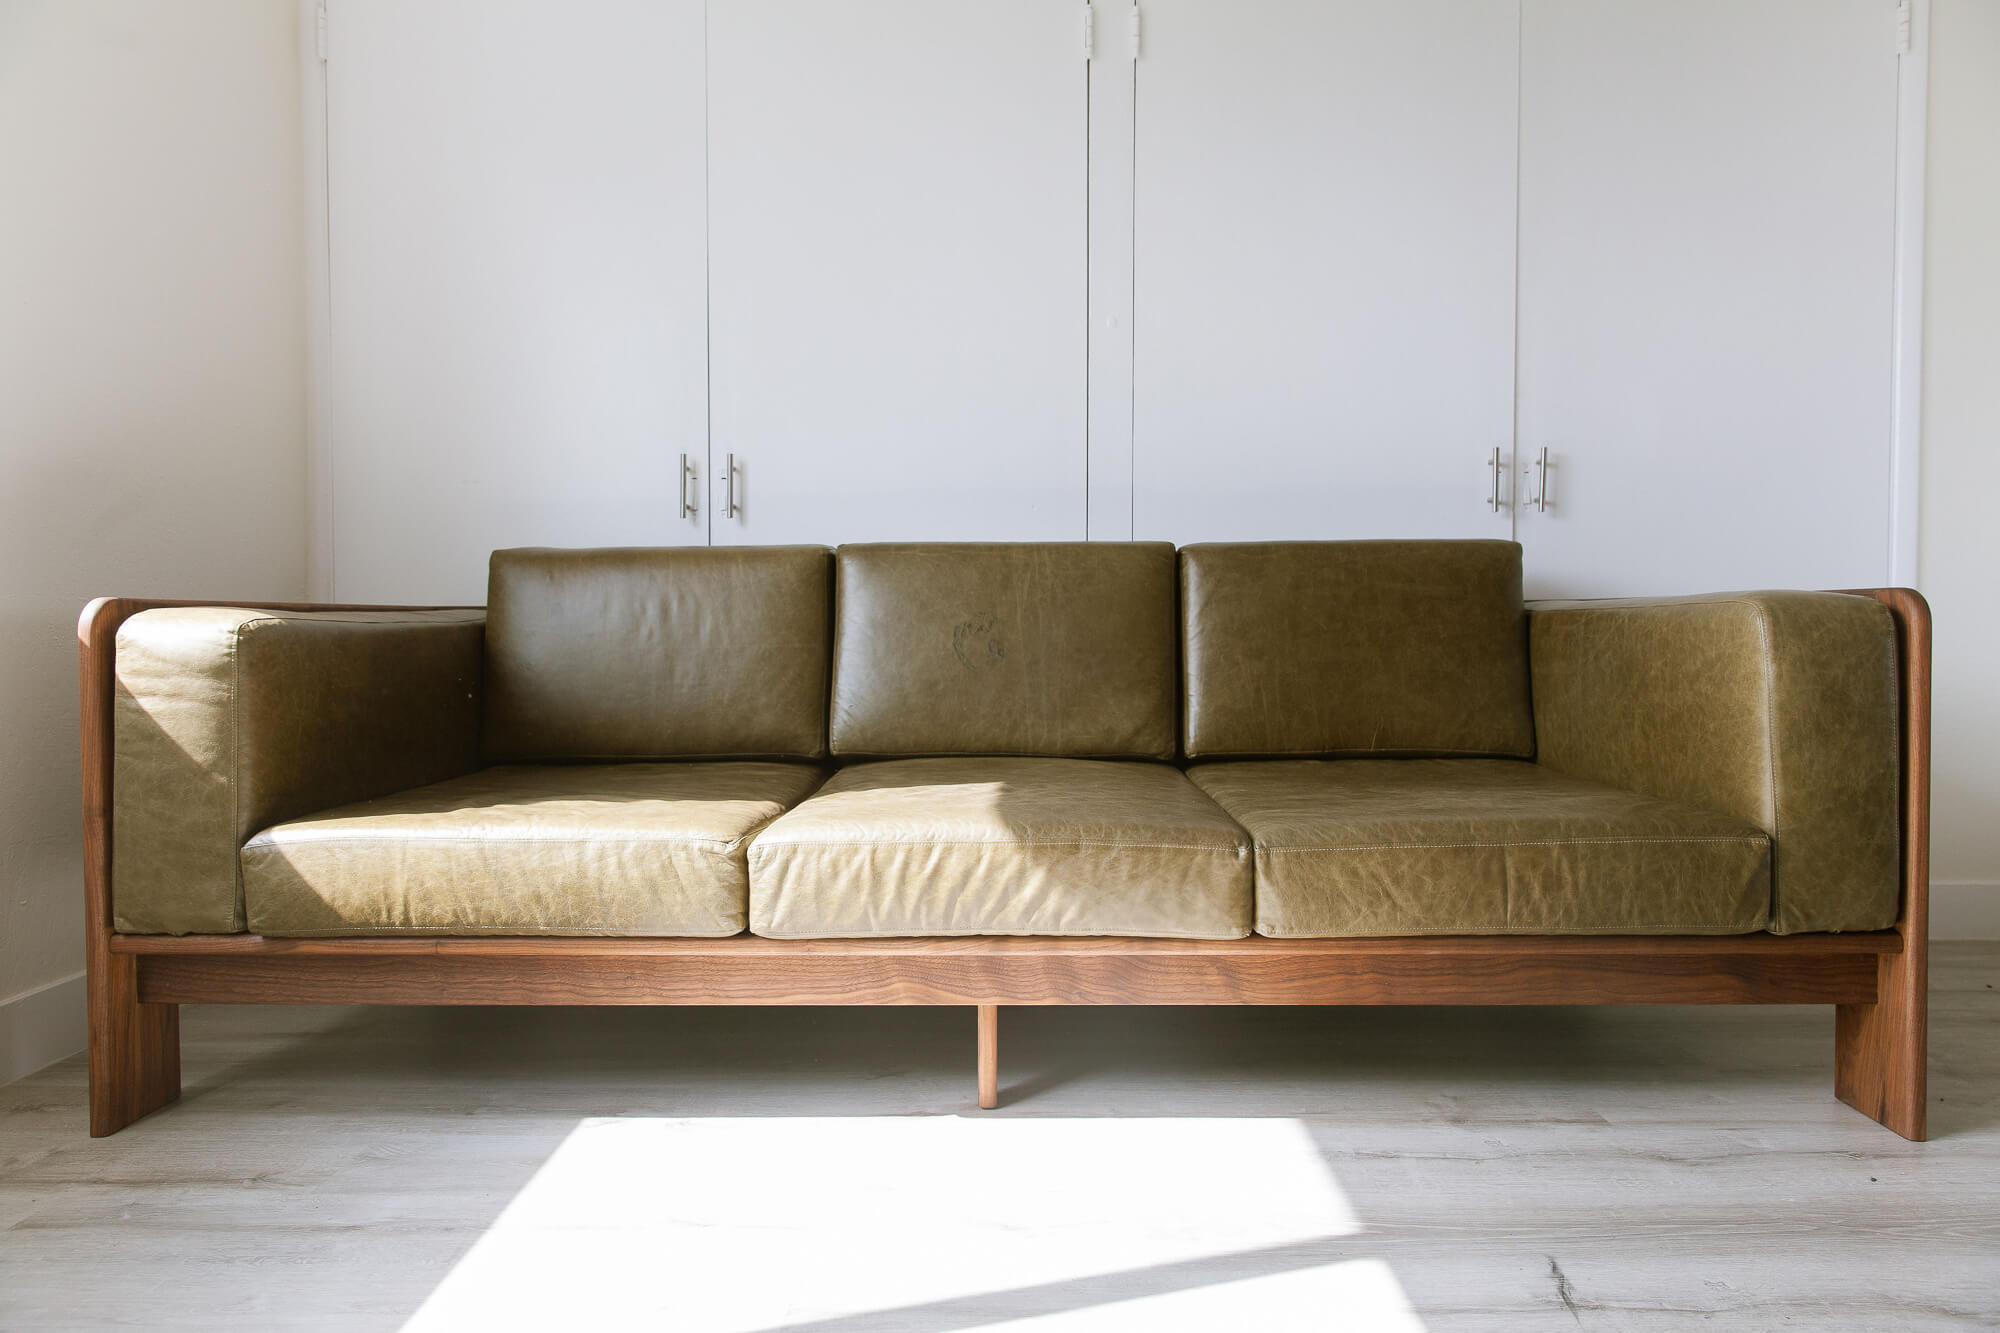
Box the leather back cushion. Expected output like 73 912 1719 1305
485 546 832 760
1181 540 1533 759
831 543 1178 758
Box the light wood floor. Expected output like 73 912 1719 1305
3 945 1997 1331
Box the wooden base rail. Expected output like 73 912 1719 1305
105 932 1899 1119
77 591 1932 1139
113 932 1898 1009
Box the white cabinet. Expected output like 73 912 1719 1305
705 0 1089 545
315 0 1916 595
1513 0 1902 597
325 0 708 604
1128 0 1521 545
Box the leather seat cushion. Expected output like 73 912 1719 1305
484 546 833 762
1530 591 1900 934
1180 540 1534 759
749 757 1253 937
830 543 1179 759
241 762 826 936
113 606 486 935
1191 759 1771 936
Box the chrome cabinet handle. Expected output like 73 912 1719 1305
1531 446 1550 514
679 453 698 519
1487 446 1505 512
724 452 740 519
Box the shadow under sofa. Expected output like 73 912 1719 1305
79 540 1930 1139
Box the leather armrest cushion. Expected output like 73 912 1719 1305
112 607 486 934
1528 592 1900 934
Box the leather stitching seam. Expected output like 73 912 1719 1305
255 925 748 937
1262 836 1767 852
245 834 742 848
1258 922 1765 934
749 839 1249 852
1753 603 1783 924
752 927 1256 940
228 617 255 933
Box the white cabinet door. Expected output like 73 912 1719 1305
1130 0 1521 544
1515 0 1900 598
327 0 707 605
706 0 1087 545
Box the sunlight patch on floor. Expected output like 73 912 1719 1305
968 1260 1426 1332
402 1116 1394 1331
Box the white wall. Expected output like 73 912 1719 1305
0 0 308 1080
0 0 1993 1087
1920 0 2000 938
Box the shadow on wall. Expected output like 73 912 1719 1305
0 443 305 1022
0 602 91 1006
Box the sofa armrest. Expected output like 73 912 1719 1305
1528 591 1902 935
104 603 486 934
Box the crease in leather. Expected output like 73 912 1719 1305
749 756 1252 938
829 544 1179 759
113 608 486 934
1181 541 1534 760
1527 592 1900 934
242 761 826 936
484 546 833 762
1191 759 1770 937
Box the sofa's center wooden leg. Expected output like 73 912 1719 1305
976 1004 999 1110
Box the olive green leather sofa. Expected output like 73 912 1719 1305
83 541 1929 1138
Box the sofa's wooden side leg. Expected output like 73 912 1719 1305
976 1004 999 1110
79 598 181 1137
88 951 180 1137
1834 813 1928 1144
1834 586 1930 1142
1835 948 1926 1141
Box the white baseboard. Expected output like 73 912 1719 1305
0 971 85 1086
1931 881 2000 940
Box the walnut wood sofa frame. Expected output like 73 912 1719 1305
78 590 1931 1140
